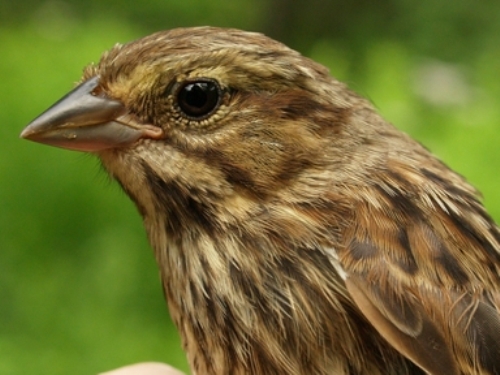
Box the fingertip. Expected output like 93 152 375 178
98 362 185 375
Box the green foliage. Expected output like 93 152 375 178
1 2 499 374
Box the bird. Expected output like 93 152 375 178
21 26 500 375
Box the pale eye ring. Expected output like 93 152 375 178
176 79 221 119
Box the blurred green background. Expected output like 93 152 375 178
1 1 500 374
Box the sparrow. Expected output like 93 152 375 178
21 27 500 375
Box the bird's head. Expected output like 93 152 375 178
20 27 383 237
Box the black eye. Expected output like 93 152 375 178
177 79 221 119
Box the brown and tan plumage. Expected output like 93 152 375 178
22 27 500 374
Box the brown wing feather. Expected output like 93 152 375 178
338 177 500 375
345 275 459 375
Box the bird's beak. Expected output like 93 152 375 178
20 76 164 152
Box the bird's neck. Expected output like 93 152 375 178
99 145 407 375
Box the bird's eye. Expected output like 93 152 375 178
177 79 221 119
